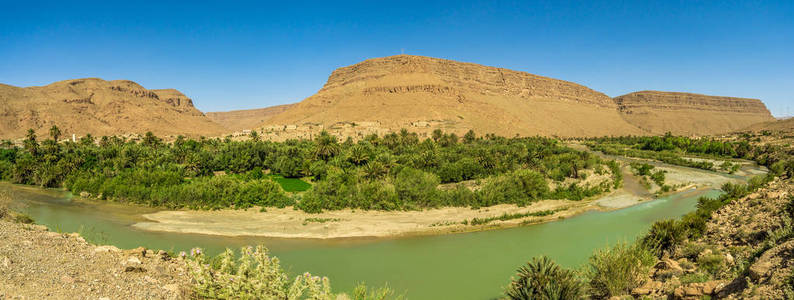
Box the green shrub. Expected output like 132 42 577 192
585 242 656 298
641 219 686 257
505 256 584 300
697 252 726 278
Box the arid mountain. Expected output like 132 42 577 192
259 55 645 139
0 78 226 139
743 117 794 133
206 104 294 132
614 91 774 135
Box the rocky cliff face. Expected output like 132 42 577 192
0 78 226 139
261 55 644 139
615 91 774 135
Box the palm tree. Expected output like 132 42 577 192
348 144 370 166
23 129 38 156
49 125 61 142
314 131 340 161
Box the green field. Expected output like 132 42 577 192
268 175 312 192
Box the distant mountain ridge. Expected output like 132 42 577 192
0 56 777 140
614 91 774 135
257 55 645 139
206 104 294 132
0 78 225 139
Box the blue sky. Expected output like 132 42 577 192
1 1 792 116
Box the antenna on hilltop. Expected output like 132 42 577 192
401 48 404 55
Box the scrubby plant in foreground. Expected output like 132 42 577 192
188 245 398 300
585 242 656 298
505 256 584 300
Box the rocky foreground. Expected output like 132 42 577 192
631 177 794 299
0 219 192 299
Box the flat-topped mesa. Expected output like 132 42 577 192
319 55 617 107
0 78 225 139
615 91 775 135
262 55 643 139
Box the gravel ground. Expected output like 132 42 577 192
0 220 193 300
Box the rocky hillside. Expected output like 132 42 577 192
0 78 226 139
206 104 294 132
615 91 774 135
743 117 794 133
259 55 645 140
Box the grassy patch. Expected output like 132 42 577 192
467 208 565 226
268 174 312 192
302 217 340 225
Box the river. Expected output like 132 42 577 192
2 160 762 299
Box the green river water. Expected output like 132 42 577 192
5 182 724 299
4 153 769 300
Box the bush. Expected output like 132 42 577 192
189 246 397 300
505 256 584 300
585 242 656 298
189 246 333 299
641 219 686 257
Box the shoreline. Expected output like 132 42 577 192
132 184 715 240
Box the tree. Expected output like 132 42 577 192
23 129 38 157
314 131 340 160
249 130 260 141
463 130 476 144
143 131 160 147
49 125 62 142
431 129 443 142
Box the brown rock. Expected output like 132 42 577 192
614 91 773 135
0 78 226 139
124 266 146 273
260 55 647 140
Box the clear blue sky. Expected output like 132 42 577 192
1 1 792 116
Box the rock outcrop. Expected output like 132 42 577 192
0 78 226 139
206 104 294 132
260 55 645 139
614 91 774 135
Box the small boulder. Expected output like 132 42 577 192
79 191 90 198
94 245 121 253
127 256 142 265
124 266 146 273
60 275 75 284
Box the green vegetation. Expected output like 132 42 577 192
0 126 617 212
467 208 563 226
585 242 656 298
505 256 584 300
504 133 794 298
188 245 399 299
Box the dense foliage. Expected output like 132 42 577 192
586 133 794 176
0 127 615 211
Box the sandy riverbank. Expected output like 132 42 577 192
132 153 751 239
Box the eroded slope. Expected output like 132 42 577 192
0 78 226 139
615 91 774 135
260 55 644 139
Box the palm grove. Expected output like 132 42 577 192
0 126 618 212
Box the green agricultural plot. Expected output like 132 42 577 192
268 175 311 192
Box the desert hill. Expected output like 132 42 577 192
743 117 794 133
614 91 774 135
0 78 226 139
259 55 645 139
206 104 294 132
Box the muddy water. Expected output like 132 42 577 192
2 156 766 299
